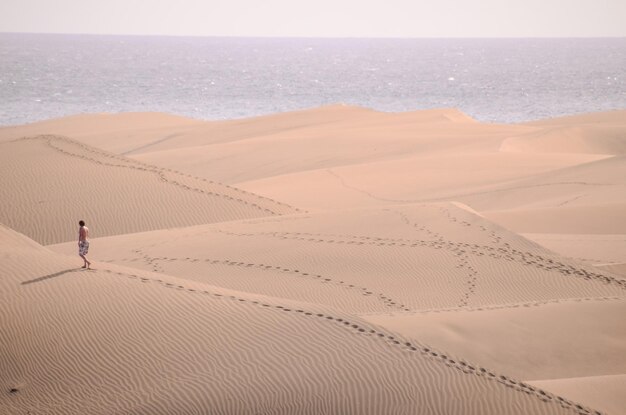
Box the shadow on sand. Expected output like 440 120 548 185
21 268 83 285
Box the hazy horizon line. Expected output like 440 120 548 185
2 31 626 40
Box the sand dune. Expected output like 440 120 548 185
597 263 626 278
2 105 625 414
500 124 626 155
236 152 605 210
485 203 626 234
50 204 626 315
0 112 203 153
466 155 626 211
1 225 590 415
3 105 535 186
522 234 626 266
236 152 624 234
0 105 376 155
128 108 520 185
530 375 626 415
362 297 626 381
0 135 298 244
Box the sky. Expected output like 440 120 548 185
0 0 625 38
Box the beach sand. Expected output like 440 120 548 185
1 106 625 414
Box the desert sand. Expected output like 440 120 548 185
1 105 625 414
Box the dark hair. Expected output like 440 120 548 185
79 220 85 226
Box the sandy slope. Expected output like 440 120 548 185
47 202 626 414
530 375 626 415
501 118 626 155
522 234 626 266
597 263 626 278
127 108 516 185
236 152 606 210
477 155 626 234
50 204 626 315
4 106 622 233
0 112 204 153
0 105 375 155
362 298 626 381
0 135 298 245
0 225 590 415
2 105 625 414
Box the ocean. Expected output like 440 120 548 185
0 33 624 126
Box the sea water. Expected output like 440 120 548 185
0 34 624 125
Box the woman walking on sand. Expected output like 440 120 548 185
78 220 91 269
